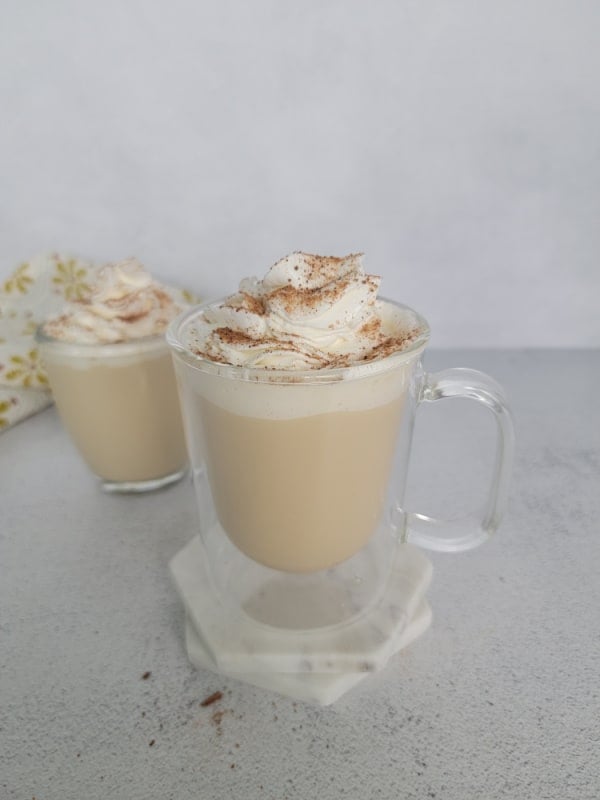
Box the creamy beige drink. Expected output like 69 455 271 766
196 395 404 572
39 259 188 490
169 252 427 571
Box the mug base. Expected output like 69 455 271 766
184 600 432 706
170 533 433 678
101 467 187 494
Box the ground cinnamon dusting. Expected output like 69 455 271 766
302 252 360 283
212 328 320 360
214 327 257 346
229 292 266 316
190 252 424 368
191 345 229 363
117 308 148 322
363 329 420 360
155 288 173 308
359 318 381 337
267 275 353 315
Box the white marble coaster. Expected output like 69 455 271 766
170 536 433 678
184 600 432 706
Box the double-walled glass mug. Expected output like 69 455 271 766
168 300 514 662
37 329 188 493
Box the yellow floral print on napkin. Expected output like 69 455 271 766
4 349 49 389
0 253 95 431
52 257 92 301
0 398 14 428
2 262 34 295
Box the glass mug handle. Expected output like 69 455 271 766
397 368 515 553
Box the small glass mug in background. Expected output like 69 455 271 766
167 299 514 626
37 329 188 492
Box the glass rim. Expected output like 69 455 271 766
166 296 430 384
34 324 169 356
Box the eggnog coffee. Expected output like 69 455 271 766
43 339 186 484
169 252 428 570
193 393 405 572
39 259 188 490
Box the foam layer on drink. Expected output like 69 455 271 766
38 334 171 370
44 258 184 344
184 252 425 370
174 349 418 420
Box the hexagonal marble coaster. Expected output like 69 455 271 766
184 600 432 706
170 536 433 677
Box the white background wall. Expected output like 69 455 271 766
1 0 598 347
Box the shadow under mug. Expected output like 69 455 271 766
167 299 514 629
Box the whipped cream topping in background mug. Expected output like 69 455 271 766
44 258 185 344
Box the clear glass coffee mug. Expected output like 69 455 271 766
37 329 188 492
167 300 514 636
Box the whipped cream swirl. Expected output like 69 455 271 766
188 252 423 369
44 258 184 344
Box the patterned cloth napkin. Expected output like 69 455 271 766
0 253 196 432
0 253 97 431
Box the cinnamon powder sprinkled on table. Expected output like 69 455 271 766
211 709 226 725
211 707 230 736
200 690 223 707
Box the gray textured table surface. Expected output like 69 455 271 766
1 350 599 800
